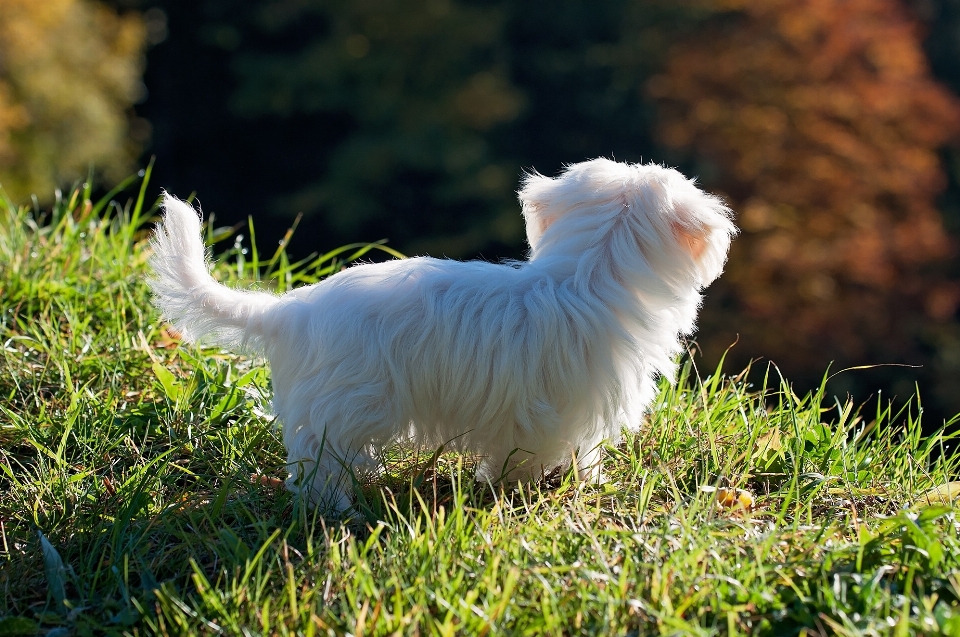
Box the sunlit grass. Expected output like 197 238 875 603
2 173 960 635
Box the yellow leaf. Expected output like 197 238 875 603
919 482 960 506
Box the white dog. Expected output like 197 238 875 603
150 158 736 511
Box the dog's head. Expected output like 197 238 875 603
519 158 737 286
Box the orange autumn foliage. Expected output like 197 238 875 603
649 0 960 373
0 0 147 201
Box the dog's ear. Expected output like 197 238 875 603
653 178 712 263
671 222 708 261
518 171 557 250
666 185 737 283
518 171 554 214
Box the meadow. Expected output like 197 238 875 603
1 174 960 636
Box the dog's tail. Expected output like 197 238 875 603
149 193 279 350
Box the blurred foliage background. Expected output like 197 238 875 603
4 0 960 425
0 0 146 197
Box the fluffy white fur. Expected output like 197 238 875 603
149 158 736 511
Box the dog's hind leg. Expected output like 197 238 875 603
476 427 609 488
280 380 397 513
283 426 376 513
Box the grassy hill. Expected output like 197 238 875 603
1 175 959 636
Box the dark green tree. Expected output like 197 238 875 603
135 0 684 258
199 0 526 256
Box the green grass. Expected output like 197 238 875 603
2 173 960 636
